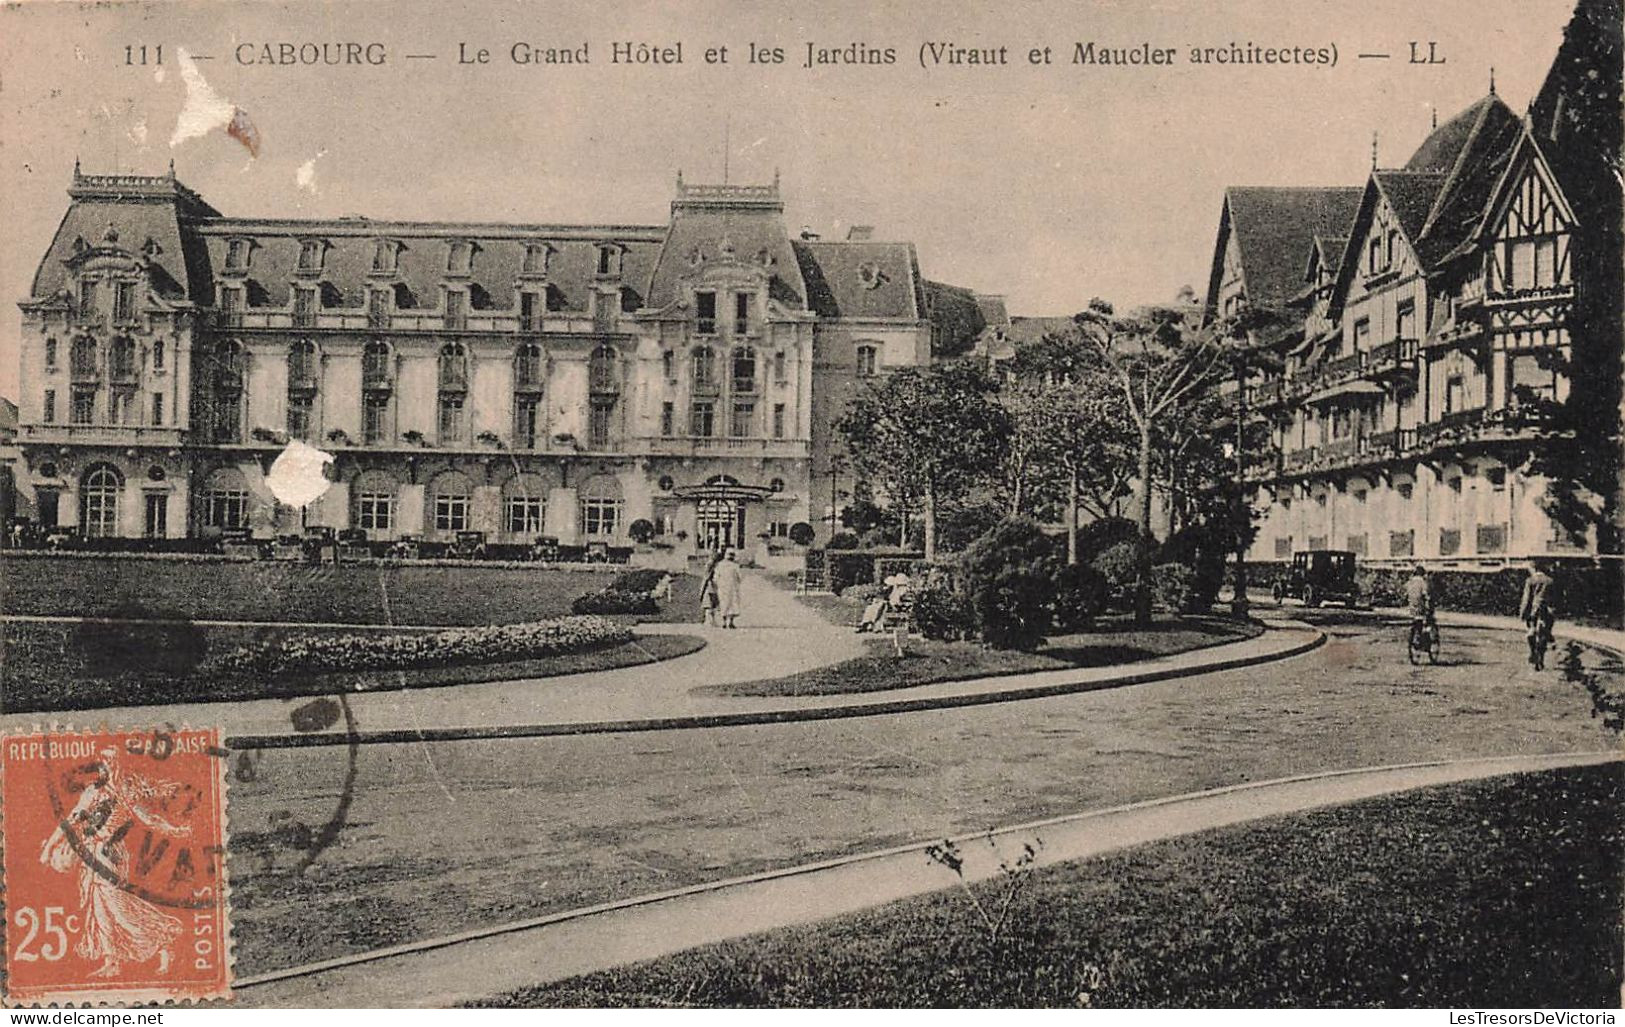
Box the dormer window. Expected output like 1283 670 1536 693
522 243 550 276
372 239 400 274
296 238 327 274
224 238 251 272
596 244 622 277
1367 238 1382 275
447 240 475 275
78 279 100 319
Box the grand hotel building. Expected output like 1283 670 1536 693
1206 0 1621 568
12 171 997 553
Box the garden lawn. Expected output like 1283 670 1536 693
0 620 704 712
487 763 1625 1008
704 615 1262 698
0 555 699 626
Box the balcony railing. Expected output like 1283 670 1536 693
1484 283 1577 307
1365 338 1418 376
205 309 616 335
1426 319 1488 351
1283 447 1319 472
641 436 809 459
21 424 186 444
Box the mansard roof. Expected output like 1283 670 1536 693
796 240 923 320
194 220 666 313
29 170 970 325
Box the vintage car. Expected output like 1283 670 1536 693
447 530 488 560
1271 549 1361 608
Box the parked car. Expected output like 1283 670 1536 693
447 530 488 560
1272 549 1361 608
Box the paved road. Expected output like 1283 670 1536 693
218 609 1624 993
235 749 1621 1007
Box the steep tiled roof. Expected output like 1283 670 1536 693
1215 187 1363 312
795 241 921 320
1372 171 1449 242
1529 0 1623 217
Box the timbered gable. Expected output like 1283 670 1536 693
1485 140 1577 298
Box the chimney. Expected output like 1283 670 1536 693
846 225 875 242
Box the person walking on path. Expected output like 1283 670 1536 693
1404 564 1437 654
699 551 723 627
1518 559 1557 670
715 549 744 629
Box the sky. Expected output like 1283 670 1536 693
0 0 1578 402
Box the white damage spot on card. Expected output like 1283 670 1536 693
264 439 334 509
171 48 235 147
296 150 327 193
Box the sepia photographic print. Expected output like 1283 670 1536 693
0 0 1621 1012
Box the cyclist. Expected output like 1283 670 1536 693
1518 559 1556 670
1404 564 1436 655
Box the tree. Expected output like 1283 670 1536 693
1004 330 1136 564
837 362 1011 562
1072 299 1237 622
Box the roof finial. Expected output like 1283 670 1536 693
1489 66 1496 95
1371 130 1379 170
168 157 176 178
1431 105 1438 130
73 155 81 178
676 168 684 190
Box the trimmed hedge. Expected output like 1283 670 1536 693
571 588 659 615
213 615 631 676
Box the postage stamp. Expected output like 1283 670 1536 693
2 728 232 1006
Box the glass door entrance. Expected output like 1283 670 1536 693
697 497 745 551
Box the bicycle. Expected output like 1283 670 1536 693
1407 616 1440 665
1527 613 1554 671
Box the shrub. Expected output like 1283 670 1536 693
969 564 1054 650
628 519 655 544
1074 517 1142 564
912 582 977 641
827 550 875 595
844 583 888 604
1092 539 1146 591
935 502 1006 554
571 588 658 615
1160 524 1226 610
610 568 669 593
961 518 1057 650
1051 562 1109 632
788 522 816 546
1151 562 1198 613
827 531 861 551
213 616 631 677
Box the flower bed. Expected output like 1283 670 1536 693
212 615 631 676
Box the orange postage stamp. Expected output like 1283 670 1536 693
2 728 231 1006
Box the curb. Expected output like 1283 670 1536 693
234 747 1621 994
227 621 1328 749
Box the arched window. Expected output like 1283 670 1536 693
438 342 468 391
662 349 676 380
70 336 98 378
80 464 123 538
731 346 757 393
502 472 548 536
579 475 623 539
200 466 249 531
856 344 879 377
514 343 543 390
428 471 473 534
351 469 399 535
108 336 137 380
691 345 716 388
152 338 164 371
